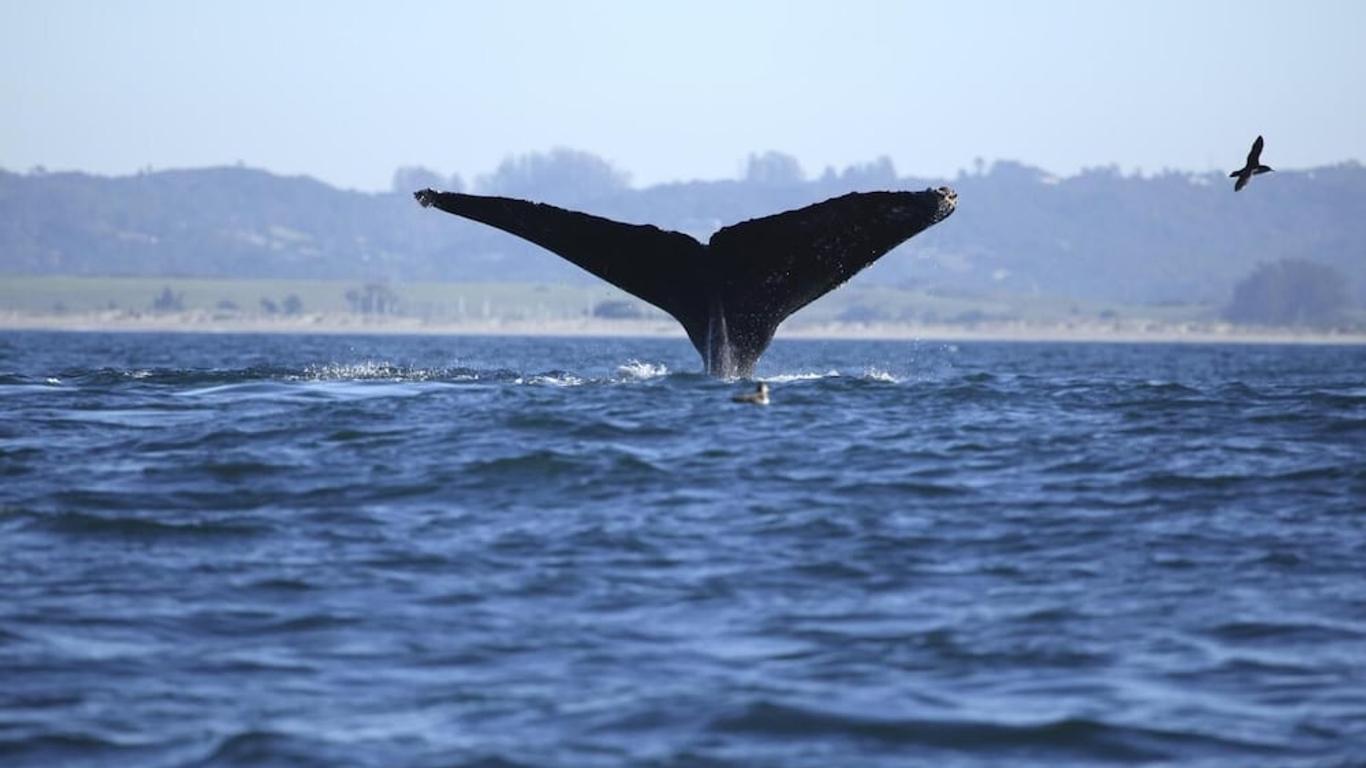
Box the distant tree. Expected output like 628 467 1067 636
836 304 888 324
476 148 629 203
840 156 897 188
11 159 1366 309
744 151 805 186
1224 259 1350 327
260 297 279 315
591 299 645 319
151 286 184 312
988 160 1049 185
391 166 445 194
281 294 304 315
345 283 400 315
1077 163 1123 179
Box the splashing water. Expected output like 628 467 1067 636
615 359 670 380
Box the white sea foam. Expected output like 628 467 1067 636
516 373 585 387
763 370 841 383
862 367 901 383
616 360 669 380
300 361 433 382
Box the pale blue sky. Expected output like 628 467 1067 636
3 1 1363 190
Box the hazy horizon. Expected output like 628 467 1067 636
7 149 1366 194
5 1 1365 192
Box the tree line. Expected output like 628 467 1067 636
3 151 1363 317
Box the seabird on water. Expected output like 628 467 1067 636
1230 135 1273 192
732 381 770 405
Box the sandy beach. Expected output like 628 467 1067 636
3 309 1362 345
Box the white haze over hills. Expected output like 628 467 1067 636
5 0 1363 320
2 149 1364 311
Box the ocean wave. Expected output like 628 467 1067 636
296 360 488 383
239 576 317 592
1139 380 1203 394
830 478 972 497
1310 389 1366 407
300 361 438 381
44 363 507 390
26 511 273 539
514 371 585 387
461 449 586 479
861 366 901 383
757 366 902 384
190 730 358 767
1318 415 1366 435
708 700 1297 761
0 733 169 765
59 366 298 387
565 418 678 439
4 333 1364 766
1137 472 1250 490
1205 618 1364 644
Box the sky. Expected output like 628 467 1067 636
3 1 1364 191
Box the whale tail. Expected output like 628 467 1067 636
415 187 957 376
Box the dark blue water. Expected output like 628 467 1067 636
2 331 1364 767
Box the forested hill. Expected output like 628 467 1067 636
3 152 1364 305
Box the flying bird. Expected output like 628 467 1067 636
1230 135 1273 192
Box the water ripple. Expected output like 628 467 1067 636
2 332 1364 766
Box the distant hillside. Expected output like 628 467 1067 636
3 153 1363 306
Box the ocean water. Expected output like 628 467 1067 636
1 330 1364 767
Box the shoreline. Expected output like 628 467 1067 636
1 310 1363 345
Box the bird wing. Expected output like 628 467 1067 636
1247 135 1264 166
1235 173 1249 192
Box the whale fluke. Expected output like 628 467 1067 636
415 186 957 376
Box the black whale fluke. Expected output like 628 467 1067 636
414 187 957 376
